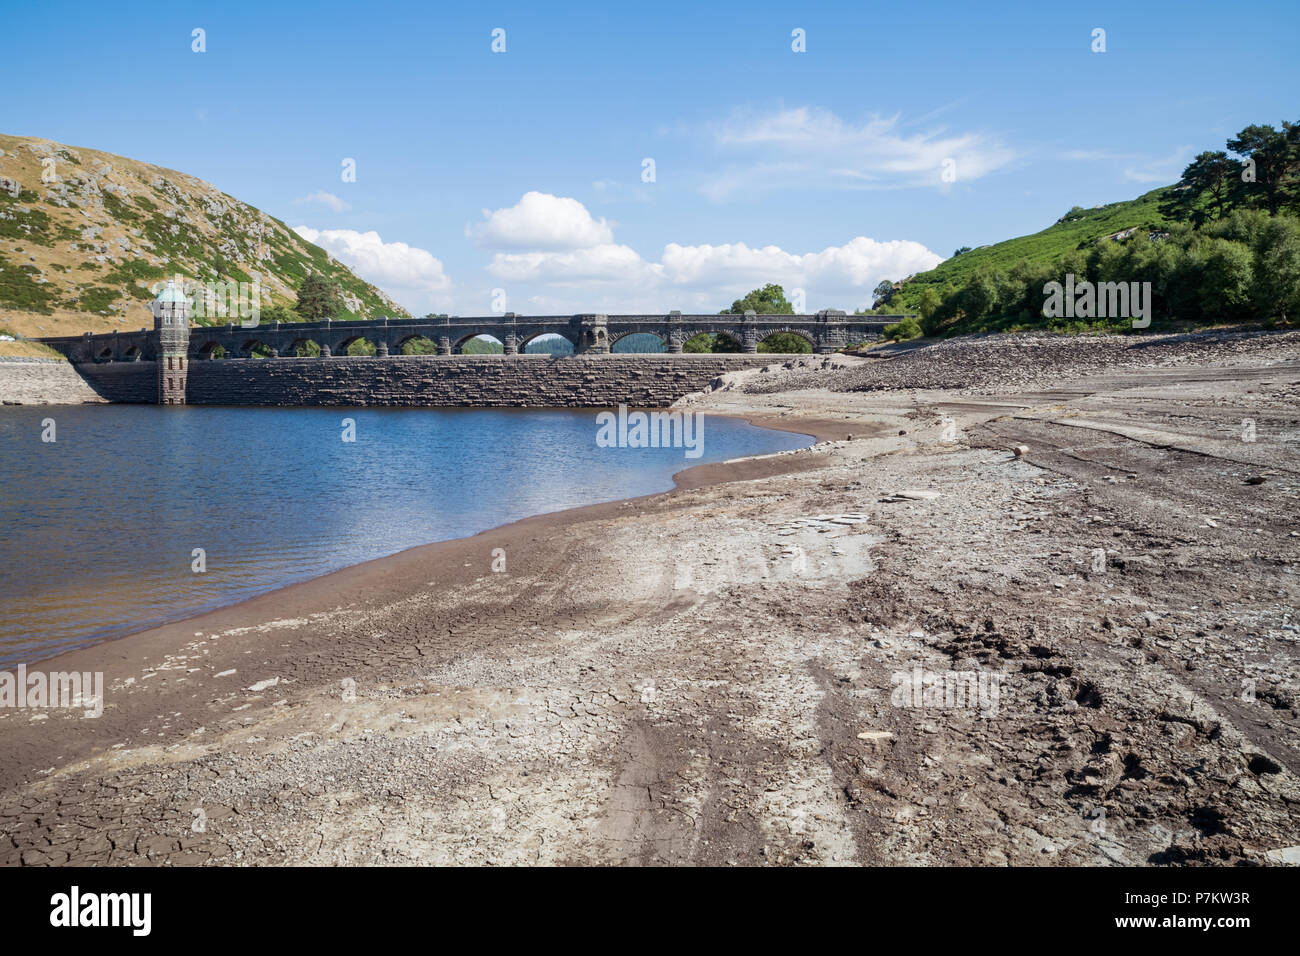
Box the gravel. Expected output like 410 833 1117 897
743 329 1300 395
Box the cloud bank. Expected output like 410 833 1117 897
699 106 1015 200
481 192 942 313
293 226 452 314
470 191 614 249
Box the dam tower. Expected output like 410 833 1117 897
151 279 190 405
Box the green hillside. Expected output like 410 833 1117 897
891 187 1174 314
869 117 1300 338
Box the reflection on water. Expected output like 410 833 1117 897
0 405 809 664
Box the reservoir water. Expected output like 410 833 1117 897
0 405 811 665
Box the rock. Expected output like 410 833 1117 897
856 730 894 741
1264 846 1300 865
882 489 942 502
1013 445 1029 457
1244 476 1266 485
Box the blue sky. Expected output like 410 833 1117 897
5 0 1298 314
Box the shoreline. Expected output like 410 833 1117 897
11 409 831 675
4 342 1297 866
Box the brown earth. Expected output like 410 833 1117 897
1 332 1298 866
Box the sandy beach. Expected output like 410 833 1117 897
3 331 1299 866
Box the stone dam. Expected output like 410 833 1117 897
11 309 902 407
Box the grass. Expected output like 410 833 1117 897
0 339 65 359
893 187 1175 313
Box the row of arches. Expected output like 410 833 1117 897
186 328 819 359
93 344 146 362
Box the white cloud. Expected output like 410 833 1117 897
293 226 452 314
310 191 941 315
1059 146 1192 185
484 217 942 312
293 191 351 213
1122 146 1193 184
487 243 661 284
591 179 654 204
661 237 942 293
470 191 614 249
700 106 1015 199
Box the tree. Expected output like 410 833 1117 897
1288 121 1300 215
882 316 922 341
683 332 742 353
758 332 812 353
872 279 896 308
917 287 942 323
1161 151 1234 225
1227 124 1294 215
951 246 973 257
956 270 997 321
294 273 344 320
1197 238 1253 318
1251 214 1300 322
259 302 298 325
722 283 794 314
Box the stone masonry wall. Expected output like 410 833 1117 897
0 359 111 405
8 355 781 407
185 355 776 406
68 361 158 403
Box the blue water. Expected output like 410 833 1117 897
0 405 810 664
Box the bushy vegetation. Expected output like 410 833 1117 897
76 286 122 313
0 197 54 245
722 283 792 315
523 334 575 354
882 315 923 341
99 190 139 223
400 335 439 355
919 208 1300 336
759 332 812 353
684 331 742 353
0 252 61 312
896 119 1300 335
293 273 344 321
673 283 813 352
462 336 502 354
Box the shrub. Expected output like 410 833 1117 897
882 316 923 341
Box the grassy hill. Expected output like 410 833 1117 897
890 187 1174 314
0 134 406 345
